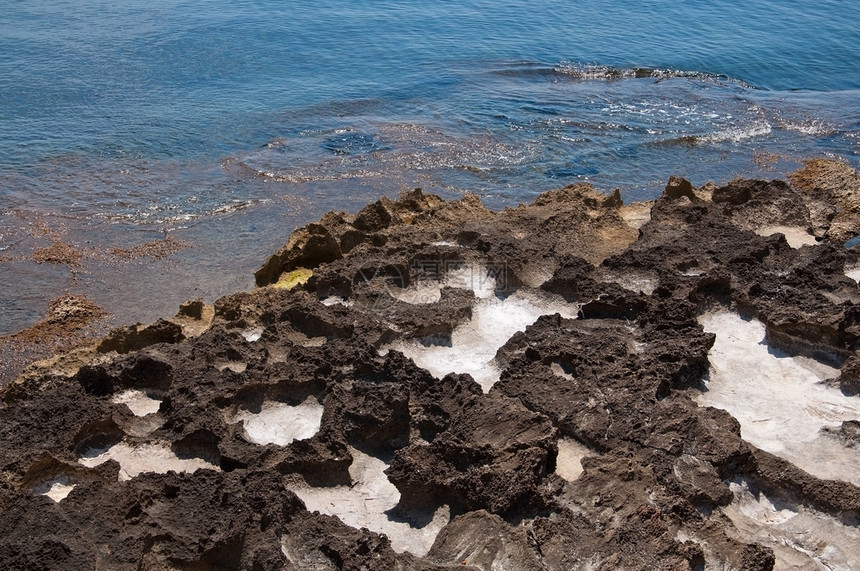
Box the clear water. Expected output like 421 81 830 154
1 0 859 334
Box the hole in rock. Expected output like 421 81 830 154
395 261 497 305
844 264 860 283
519 264 555 288
241 326 263 342
321 296 353 307
721 477 860 570
216 361 247 373
231 396 324 446
33 477 77 502
696 311 860 485
78 442 219 481
550 360 575 381
754 226 818 248
385 288 578 392
73 421 125 457
289 447 449 557
111 389 162 416
678 260 703 277
673 529 718 571
555 438 590 481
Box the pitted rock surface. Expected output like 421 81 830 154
2 160 860 569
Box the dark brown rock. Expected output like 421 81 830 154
3 163 860 569
96 319 185 354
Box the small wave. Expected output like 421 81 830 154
225 159 389 184
646 135 700 148
777 118 838 136
488 60 745 84
489 62 565 79
225 122 540 188
100 199 267 225
544 164 599 179
700 121 773 143
646 122 773 147
553 61 753 88
554 63 651 80
321 130 388 156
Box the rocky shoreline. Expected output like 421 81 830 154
2 159 860 569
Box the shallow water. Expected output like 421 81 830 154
2 1 859 334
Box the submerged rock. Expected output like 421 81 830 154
2 160 860 569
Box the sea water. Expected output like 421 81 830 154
1 0 859 334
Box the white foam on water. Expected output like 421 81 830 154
290 447 450 556
111 389 162 417
555 438 590 481
722 478 860 571
755 226 818 249
232 397 324 446
703 120 772 143
696 312 860 485
78 442 219 481
387 288 578 392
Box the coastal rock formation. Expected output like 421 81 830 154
2 160 860 569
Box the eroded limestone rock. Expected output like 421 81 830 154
3 162 860 570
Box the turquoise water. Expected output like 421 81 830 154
1 0 859 333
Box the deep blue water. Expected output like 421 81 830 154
1 0 859 333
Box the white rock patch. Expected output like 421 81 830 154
321 296 353 307
722 478 860 570
112 389 162 417
242 326 264 342
232 397 324 446
290 447 450 556
396 262 497 305
755 225 818 248
35 477 77 502
696 311 860 485
387 289 578 392
78 442 219 481
555 438 590 481
844 265 860 283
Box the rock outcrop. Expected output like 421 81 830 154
2 160 860 570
